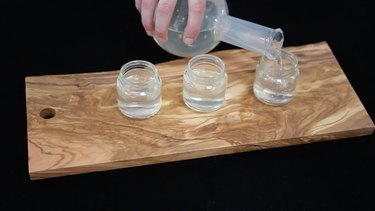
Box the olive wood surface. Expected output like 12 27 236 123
26 42 374 180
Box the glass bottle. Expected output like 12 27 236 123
183 54 227 112
117 60 162 119
155 0 284 59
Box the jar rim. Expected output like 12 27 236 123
260 49 298 71
187 54 226 79
119 60 159 85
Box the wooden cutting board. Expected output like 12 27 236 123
26 42 374 180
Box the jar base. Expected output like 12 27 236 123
253 85 294 106
118 103 161 119
183 97 224 112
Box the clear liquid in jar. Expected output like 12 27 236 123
117 69 162 119
183 68 226 112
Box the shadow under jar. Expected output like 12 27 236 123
183 54 227 112
117 60 162 119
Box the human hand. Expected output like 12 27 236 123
135 0 206 45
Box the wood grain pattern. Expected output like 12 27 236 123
26 42 374 180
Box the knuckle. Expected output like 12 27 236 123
157 1 174 14
189 2 205 13
142 0 155 8
135 0 141 8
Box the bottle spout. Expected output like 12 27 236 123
267 28 284 59
219 15 284 59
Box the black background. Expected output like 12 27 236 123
2 1 375 210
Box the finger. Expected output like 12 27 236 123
183 0 205 45
154 0 177 43
135 0 142 13
141 0 158 36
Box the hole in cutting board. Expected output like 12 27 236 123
40 108 56 119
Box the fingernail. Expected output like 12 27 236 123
156 36 167 44
146 30 153 36
184 38 194 45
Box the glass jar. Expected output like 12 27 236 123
183 54 227 112
253 50 299 106
117 60 162 119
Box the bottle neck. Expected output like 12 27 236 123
219 15 284 59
